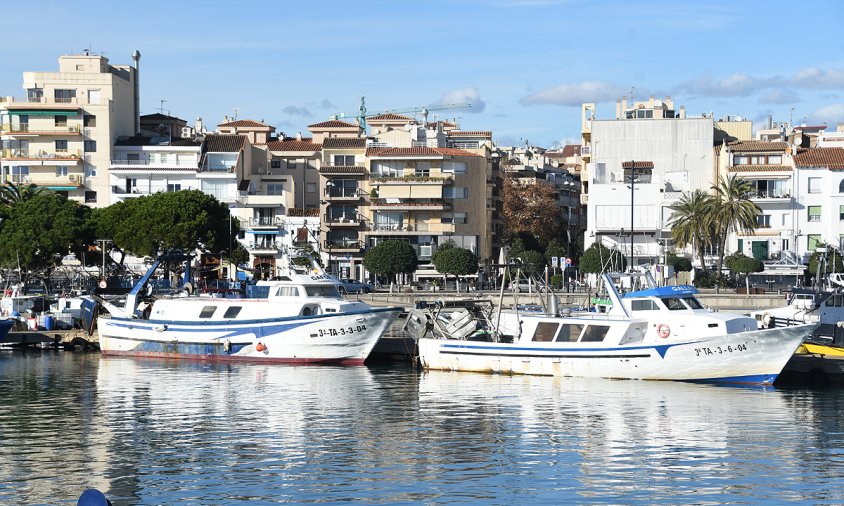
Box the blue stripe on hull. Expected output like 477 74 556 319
100 349 366 365
688 374 778 386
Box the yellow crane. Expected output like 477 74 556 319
330 97 471 131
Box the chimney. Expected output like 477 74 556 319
132 50 141 135
296 131 302 141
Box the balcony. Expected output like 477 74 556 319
240 216 285 229
1 149 82 164
324 240 363 252
246 242 283 254
319 164 367 176
110 159 199 170
369 200 449 211
287 208 320 218
325 188 369 201
750 191 792 201
7 174 84 188
1 123 82 136
371 176 452 185
1 96 84 107
237 192 286 206
325 214 362 227
364 222 456 235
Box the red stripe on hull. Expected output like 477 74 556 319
100 349 366 366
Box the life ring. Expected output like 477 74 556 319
657 323 671 338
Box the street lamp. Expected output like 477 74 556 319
625 162 638 272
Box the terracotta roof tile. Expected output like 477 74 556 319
203 134 246 153
218 119 273 128
728 141 789 153
366 147 481 157
266 139 322 151
794 147 844 169
322 137 366 149
308 120 358 128
561 144 581 158
448 130 492 138
728 164 793 172
368 113 414 121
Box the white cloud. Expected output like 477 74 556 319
283 105 312 117
519 81 628 107
810 103 844 125
673 73 781 97
759 89 800 105
791 67 844 89
432 87 486 113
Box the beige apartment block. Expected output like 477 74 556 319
0 51 139 206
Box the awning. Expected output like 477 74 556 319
7 110 79 116
250 230 278 235
46 186 78 191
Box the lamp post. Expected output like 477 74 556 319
626 161 636 272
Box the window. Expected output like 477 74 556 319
84 191 97 203
808 177 822 193
159 154 168 164
661 297 687 310
840 205 844 221
756 214 771 228
167 183 181 192
54 116 67 127
684 297 704 309
223 306 242 318
580 325 610 342
88 89 101 104
808 206 822 222
199 306 217 318
286 159 297 169
734 156 749 165
270 159 281 169
768 155 782 164
83 115 96 127
372 161 403 177
442 161 467 174
631 299 659 311
84 140 96 152
267 183 284 195
86 166 97 177
807 234 822 251
55 140 68 152
27 88 43 102
444 186 468 199
555 324 584 342
838 178 844 193
453 212 467 224
415 162 431 177
307 182 317 193
532 322 559 342
333 154 355 166
56 166 68 177
54 89 77 103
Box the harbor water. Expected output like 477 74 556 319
2 350 844 505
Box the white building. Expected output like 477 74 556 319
0 51 140 206
583 97 713 269
109 136 201 204
793 147 844 260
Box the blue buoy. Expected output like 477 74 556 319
44 315 55 331
77 488 111 505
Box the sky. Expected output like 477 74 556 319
2 0 843 148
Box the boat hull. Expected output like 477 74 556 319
97 307 402 365
418 324 817 385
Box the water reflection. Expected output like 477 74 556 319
1 352 844 504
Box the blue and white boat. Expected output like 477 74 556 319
416 273 819 385
83 251 402 365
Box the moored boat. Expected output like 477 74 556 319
83 250 402 364
417 273 819 385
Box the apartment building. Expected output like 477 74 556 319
582 97 713 270
109 136 202 204
0 51 140 206
717 140 795 262
793 147 844 259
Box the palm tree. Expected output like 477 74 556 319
667 189 711 271
707 174 761 274
0 182 45 212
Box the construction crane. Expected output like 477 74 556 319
330 97 472 131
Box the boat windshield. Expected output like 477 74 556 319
305 285 342 298
660 296 703 310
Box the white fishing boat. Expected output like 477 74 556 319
416 273 819 385
83 251 402 365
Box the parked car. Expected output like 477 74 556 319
338 279 373 294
